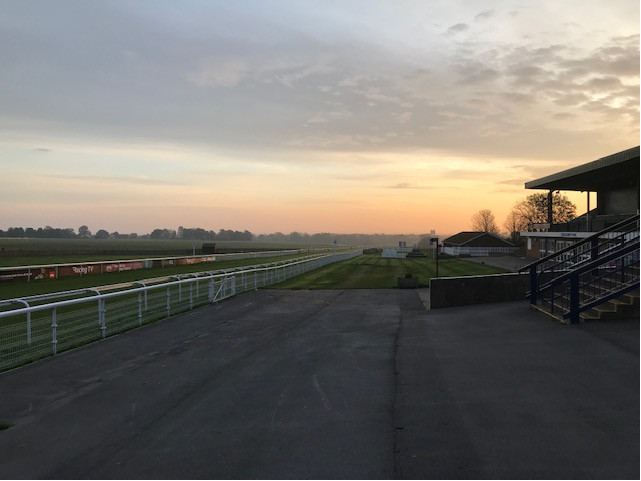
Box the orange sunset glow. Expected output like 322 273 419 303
1 1 638 236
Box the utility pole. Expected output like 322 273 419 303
430 237 439 278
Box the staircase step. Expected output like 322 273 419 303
536 287 640 322
530 303 572 324
580 312 600 322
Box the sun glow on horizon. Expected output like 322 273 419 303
1 1 637 236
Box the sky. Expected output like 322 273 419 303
0 0 639 236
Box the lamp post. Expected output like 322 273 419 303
430 237 439 278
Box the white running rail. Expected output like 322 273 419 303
0 249 362 372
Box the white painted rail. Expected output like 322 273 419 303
0 249 362 372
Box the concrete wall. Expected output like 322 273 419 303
430 272 529 309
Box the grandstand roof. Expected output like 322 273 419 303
525 146 639 191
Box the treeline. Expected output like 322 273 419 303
0 225 255 241
153 227 253 241
0 225 434 247
255 232 431 247
0 226 76 238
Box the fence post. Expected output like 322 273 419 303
590 237 599 262
569 275 580 324
209 278 214 303
100 298 106 338
529 266 538 305
27 311 32 344
138 292 143 326
51 307 57 355
14 300 32 345
166 286 171 317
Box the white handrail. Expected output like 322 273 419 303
0 252 333 306
0 249 363 350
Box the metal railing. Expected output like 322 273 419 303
0 248 322 283
0 249 362 372
441 246 518 257
519 215 639 323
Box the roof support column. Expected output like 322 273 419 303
587 191 591 231
547 190 553 225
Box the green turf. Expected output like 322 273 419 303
271 254 508 289
0 254 309 300
0 238 332 267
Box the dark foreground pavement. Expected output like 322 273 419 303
0 290 638 479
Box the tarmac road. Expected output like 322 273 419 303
0 289 637 479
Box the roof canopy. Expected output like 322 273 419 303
525 146 639 191
443 231 514 247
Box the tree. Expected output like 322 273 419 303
150 228 166 240
94 229 109 239
471 209 500 235
503 210 528 245
78 225 91 238
513 192 576 230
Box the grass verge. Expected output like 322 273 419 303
270 254 508 289
0 254 308 300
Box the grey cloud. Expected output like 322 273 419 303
386 182 432 189
447 23 469 35
329 173 385 181
305 109 353 124
500 92 536 104
455 35 639 139
552 112 577 120
455 64 499 85
507 64 552 86
498 178 527 186
560 36 640 77
582 76 623 90
474 10 494 21
188 58 250 88
47 174 185 186
0 1 637 165
553 93 590 106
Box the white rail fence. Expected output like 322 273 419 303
441 246 518 257
0 249 362 372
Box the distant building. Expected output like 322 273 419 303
521 146 640 259
381 246 412 258
442 232 516 256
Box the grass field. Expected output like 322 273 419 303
271 254 508 289
0 254 310 300
0 238 331 267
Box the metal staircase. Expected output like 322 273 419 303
519 215 640 323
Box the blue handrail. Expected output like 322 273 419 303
520 214 639 322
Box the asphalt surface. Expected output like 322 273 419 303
0 290 638 479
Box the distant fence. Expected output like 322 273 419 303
0 249 316 283
441 246 518 257
0 249 362 372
